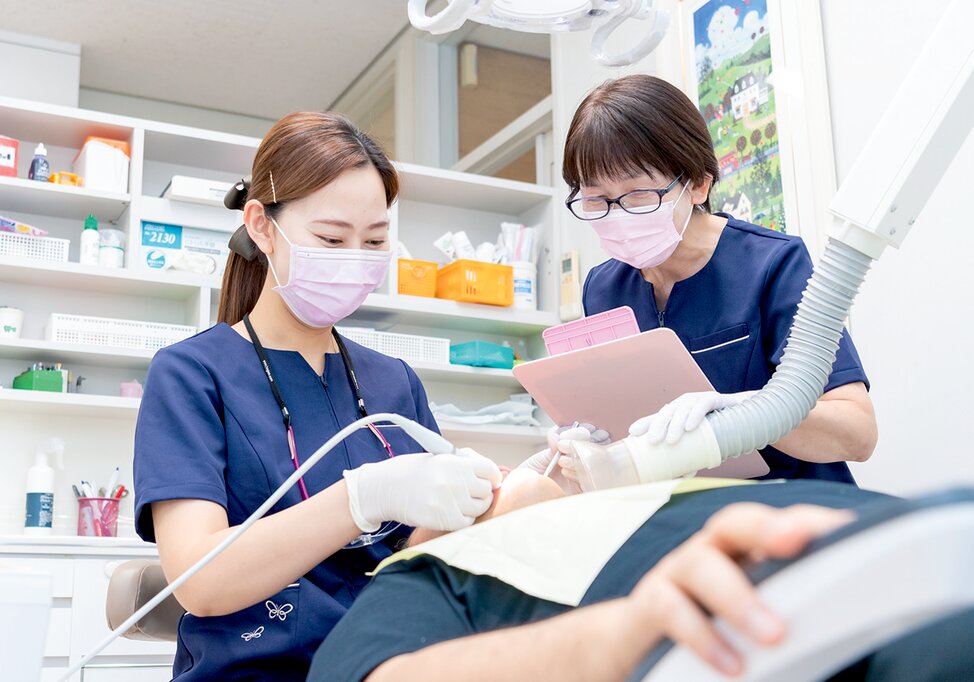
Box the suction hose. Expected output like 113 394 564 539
707 236 874 460
570 235 876 490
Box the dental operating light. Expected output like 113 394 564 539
407 0 670 66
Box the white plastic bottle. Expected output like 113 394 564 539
80 214 100 266
24 438 64 536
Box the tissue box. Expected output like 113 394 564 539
138 220 230 276
162 175 234 207
73 137 130 193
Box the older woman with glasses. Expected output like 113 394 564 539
529 74 877 487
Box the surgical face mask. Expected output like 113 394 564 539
590 183 692 269
267 217 391 328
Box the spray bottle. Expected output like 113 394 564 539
24 438 65 536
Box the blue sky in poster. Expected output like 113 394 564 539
693 0 768 66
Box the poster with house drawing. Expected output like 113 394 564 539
688 0 785 232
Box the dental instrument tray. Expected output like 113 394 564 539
513 328 770 479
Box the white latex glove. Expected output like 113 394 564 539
629 391 757 445
518 423 610 493
344 449 502 532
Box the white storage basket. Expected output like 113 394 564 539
0 232 70 263
337 327 450 365
46 313 197 352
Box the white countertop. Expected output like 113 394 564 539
0 534 158 556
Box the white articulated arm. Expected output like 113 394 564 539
644 494 974 681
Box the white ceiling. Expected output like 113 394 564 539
0 0 411 120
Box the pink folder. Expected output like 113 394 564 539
513 328 769 479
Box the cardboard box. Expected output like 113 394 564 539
139 220 230 277
73 137 130 193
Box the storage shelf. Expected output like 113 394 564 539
439 423 548 448
0 338 155 370
0 175 130 222
0 390 546 447
397 162 557 213
354 293 560 335
408 360 522 388
0 256 217 299
0 389 141 419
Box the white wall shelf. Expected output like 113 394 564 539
0 338 155 370
0 256 216 299
0 176 131 223
439 423 548 448
357 293 560 335
408 359 522 388
397 161 557 213
0 390 140 419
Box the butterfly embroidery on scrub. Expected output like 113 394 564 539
241 626 264 642
266 600 294 621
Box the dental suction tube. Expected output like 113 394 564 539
59 414 455 681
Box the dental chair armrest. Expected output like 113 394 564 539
640 489 974 682
105 559 184 642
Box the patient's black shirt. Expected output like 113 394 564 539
309 480 891 681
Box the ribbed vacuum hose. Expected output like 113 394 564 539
707 237 875 459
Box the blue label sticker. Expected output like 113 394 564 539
141 221 183 249
25 492 53 528
514 278 533 294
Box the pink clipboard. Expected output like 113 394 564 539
513 328 769 479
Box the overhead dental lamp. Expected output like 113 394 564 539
407 0 670 66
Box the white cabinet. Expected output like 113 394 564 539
1 538 175 682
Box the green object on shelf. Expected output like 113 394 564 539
450 341 515 370
12 369 64 392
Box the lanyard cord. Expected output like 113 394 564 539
242 314 395 500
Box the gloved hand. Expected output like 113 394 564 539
518 423 610 493
629 391 756 444
344 448 502 532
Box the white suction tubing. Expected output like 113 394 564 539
59 413 454 681
706 236 874 461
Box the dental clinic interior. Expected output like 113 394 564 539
1 1 973 681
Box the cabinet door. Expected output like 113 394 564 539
71 558 176 658
0 556 74 656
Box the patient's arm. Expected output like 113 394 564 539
368 503 853 682
408 468 565 546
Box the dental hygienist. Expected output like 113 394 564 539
133 112 501 681
553 75 877 484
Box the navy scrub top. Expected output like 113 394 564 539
133 322 440 681
583 214 869 484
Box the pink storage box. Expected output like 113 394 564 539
542 306 639 355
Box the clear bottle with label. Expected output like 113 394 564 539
80 214 100 266
24 438 64 536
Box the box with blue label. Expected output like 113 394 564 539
138 220 230 276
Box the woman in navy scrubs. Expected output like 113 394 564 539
556 75 877 484
133 112 500 681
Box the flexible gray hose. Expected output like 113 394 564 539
707 237 875 458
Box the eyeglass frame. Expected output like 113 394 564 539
565 174 685 221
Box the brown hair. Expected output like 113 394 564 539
563 75 720 212
217 112 399 325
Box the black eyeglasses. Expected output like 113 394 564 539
565 175 684 221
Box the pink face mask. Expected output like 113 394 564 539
267 217 391 328
591 182 692 269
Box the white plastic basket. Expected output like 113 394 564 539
337 327 450 365
0 232 70 263
46 313 197 352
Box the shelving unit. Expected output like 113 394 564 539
0 176 130 222
0 96 558 492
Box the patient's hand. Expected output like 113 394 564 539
626 503 854 676
409 468 565 546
